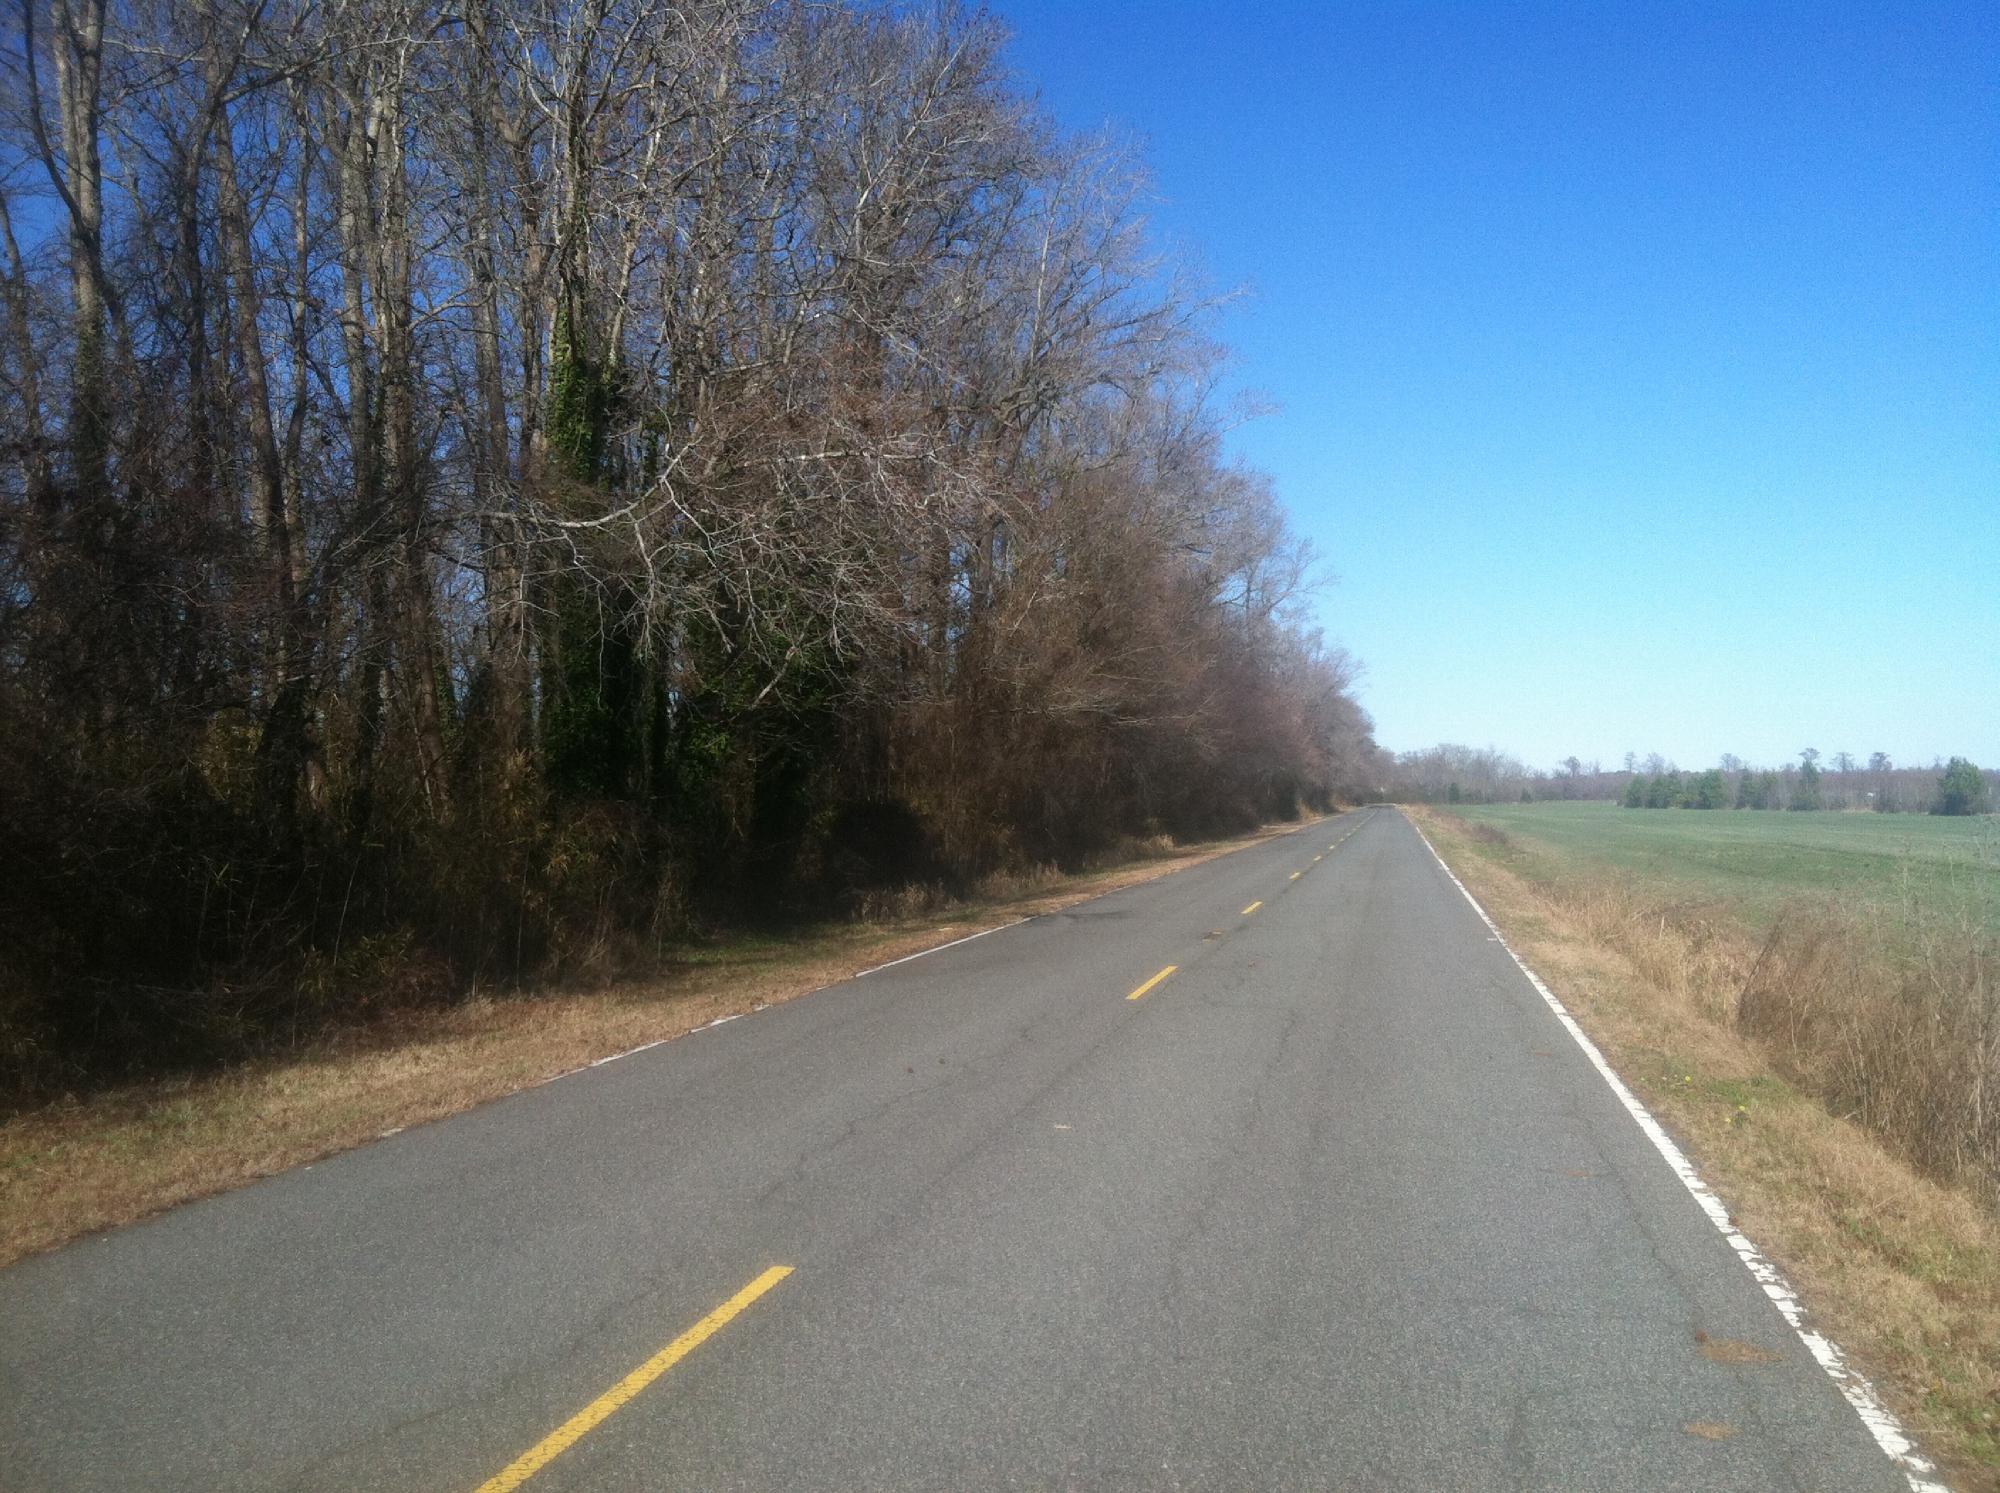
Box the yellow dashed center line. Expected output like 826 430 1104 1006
1289 871 1302 880
474 1266 794 1492
1127 965 1177 1002
1241 900 1263 916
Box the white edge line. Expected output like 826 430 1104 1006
524 919 1029 1096
1405 812 1947 1493
858 809 1348 983
588 1038 669 1068
537 1017 749 1090
509 817 1347 1097
852 918 1028 978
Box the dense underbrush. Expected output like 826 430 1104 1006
0 742 1318 1104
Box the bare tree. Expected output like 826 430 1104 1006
0 0 1380 1087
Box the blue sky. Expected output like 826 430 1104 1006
993 1 1997 771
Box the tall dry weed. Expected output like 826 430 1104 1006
1739 896 1996 1202
1536 860 1998 1205
1496 831 1999 1207
1558 883 1743 1023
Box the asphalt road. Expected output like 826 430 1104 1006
0 808 1919 1491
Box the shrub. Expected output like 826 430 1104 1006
1933 758 1991 817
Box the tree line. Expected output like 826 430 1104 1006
0 0 1378 1089
1622 752 1991 815
1386 745 1623 805
1388 746 1991 816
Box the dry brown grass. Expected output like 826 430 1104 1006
1739 902 1997 1196
0 816 1315 1271
1695 1330 1785 1365
1413 806 2000 1492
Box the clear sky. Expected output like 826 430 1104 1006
993 0 1997 772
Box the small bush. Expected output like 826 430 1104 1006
1934 758 1992 817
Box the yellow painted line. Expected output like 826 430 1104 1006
1126 965 1177 1001
1241 900 1263 916
1289 871 1302 880
1313 854 1323 862
474 1266 794 1493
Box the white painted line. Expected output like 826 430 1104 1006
531 918 1029 1097
589 1038 669 1068
542 1024 726 1091
1405 814 1946 1493
853 919 1028 978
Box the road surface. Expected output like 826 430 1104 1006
0 808 1920 1490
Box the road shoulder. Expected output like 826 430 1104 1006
1410 805 1998 1492
0 815 1325 1269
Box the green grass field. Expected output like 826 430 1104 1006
1448 801 2000 934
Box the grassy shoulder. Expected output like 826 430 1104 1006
1411 805 1998 1491
0 816 1321 1271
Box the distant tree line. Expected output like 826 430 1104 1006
1621 751 1991 816
1387 746 1627 805
1389 745 1991 817
0 0 1379 1089
1389 744 1537 804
